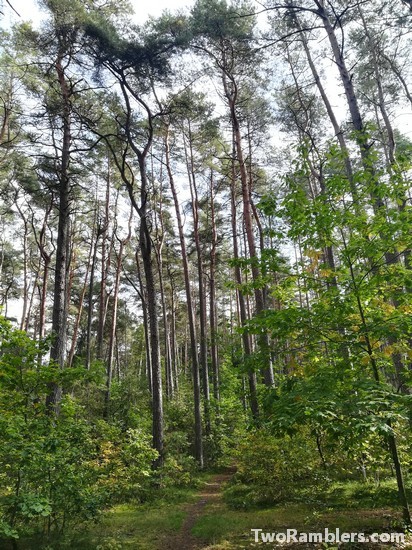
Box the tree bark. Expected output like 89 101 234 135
223 71 274 387
230 142 259 419
154 184 174 398
138 156 164 468
165 122 204 468
46 53 72 413
209 169 220 402
184 125 211 434
97 165 111 361
136 250 152 394
103 210 131 418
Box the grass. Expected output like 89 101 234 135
0 482 204 550
192 502 312 543
0 503 186 550
190 478 411 549
73 502 186 549
191 500 404 548
325 479 412 510
2 476 411 549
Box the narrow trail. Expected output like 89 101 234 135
159 468 235 550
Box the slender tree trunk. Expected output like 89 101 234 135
356 8 395 166
230 144 259 418
103 247 122 418
223 73 274 386
85 222 102 370
0 94 11 145
34 203 53 341
18 212 29 331
138 154 164 468
46 53 72 412
68 233 94 368
209 169 220 402
290 8 355 190
103 211 131 418
158 260 173 399
24 276 37 335
97 168 111 360
155 186 174 398
184 126 211 434
136 250 152 394
113 78 165 464
167 262 179 392
165 123 204 468
315 0 390 211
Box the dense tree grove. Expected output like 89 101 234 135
1 0 412 545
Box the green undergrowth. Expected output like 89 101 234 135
4 474 411 549
192 501 408 548
10 504 185 550
224 476 412 513
0 473 210 550
193 478 412 548
325 479 412 511
83 476 412 549
191 501 406 549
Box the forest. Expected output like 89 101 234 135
1 0 412 548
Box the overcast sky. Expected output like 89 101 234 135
3 0 412 139
3 0 194 27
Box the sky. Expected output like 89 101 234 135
3 0 195 27
1 0 197 323
3 0 412 149
2 0 412 323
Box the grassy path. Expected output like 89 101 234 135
8 473 411 548
94 476 410 550
160 469 234 550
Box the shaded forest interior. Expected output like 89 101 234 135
1 0 412 547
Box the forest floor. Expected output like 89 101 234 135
6 471 412 549
73 471 411 550
159 468 235 550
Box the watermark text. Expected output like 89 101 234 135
251 528 405 544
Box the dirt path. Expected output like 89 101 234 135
159 469 235 550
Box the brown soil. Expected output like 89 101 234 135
159 469 235 550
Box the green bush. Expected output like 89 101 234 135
224 428 325 509
0 317 157 543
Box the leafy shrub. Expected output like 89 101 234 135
93 422 157 502
161 396 200 486
156 455 197 490
224 428 325 509
0 318 156 543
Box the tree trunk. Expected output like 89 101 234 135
138 154 164 468
103 211 131 418
230 142 259 418
46 53 72 413
155 185 174 399
291 8 355 190
209 169 220 402
167 262 179 394
184 125 211 434
223 72 274 387
136 250 152 394
85 221 102 371
357 8 396 166
165 123 204 468
68 232 94 368
97 167 111 360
